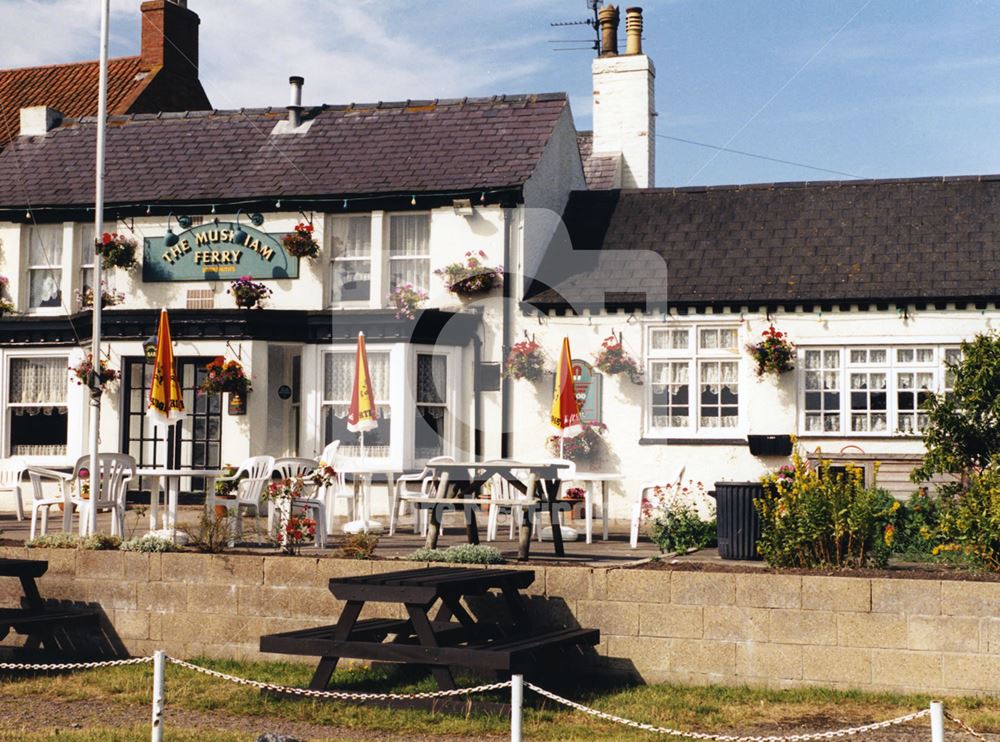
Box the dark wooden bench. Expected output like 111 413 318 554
0 558 101 652
259 566 599 693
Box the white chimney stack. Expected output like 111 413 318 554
591 6 655 188
19 106 64 137
288 76 304 127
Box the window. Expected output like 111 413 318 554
387 214 430 294
800 345 961 436
322 350 391 457
647 324 740 435
329 216 372 303
26 225 63 309
8 356 68 456
415 354 447 460
79 225 95 308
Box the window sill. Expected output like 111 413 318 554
639 437 746 446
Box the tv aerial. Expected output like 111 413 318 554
549 0 603 55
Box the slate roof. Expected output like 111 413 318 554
0 94 569 208
526 179 1000 308
576 131 620 189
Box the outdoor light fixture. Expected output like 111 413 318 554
163 212 179 247
233 210 249 246
452 198 474 216
249 212 264 227
142 334 157 362
177 215 192 229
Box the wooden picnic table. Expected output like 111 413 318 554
418 460 570 560
259 566 599 694
0 558 100 652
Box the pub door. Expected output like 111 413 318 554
122 357 222 489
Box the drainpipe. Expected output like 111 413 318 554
473 333 482 460
500 207 513 459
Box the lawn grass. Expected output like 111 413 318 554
1 657 998 741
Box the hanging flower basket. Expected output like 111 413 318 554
594 334 643 384
95 232 139 271
0 276 14 317
435 251 503 296
75 285 125 310
746 325 795 378
282 223 320 259
228 276 272 309
504 339 545 381
545 422 607 462
389 284 428 320
69 353 120 391
198 356 252 396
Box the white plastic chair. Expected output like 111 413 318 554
484 461 545 542
26 466 73 540
0 457 26 521
630 465 686 549
71 454 136 537
215 455 276 539
389 455 454 536
316 440 351 533
271 456 327 548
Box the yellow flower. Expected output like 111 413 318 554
891 501 900 512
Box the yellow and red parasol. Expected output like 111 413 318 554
146 309 185 427
551 337 583 453
347 331 379 435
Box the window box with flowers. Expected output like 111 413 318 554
0 276 14 317
228 276 272 309
76 285 125 311
546 422 607 463
282 222 320 259
594 334 643 384
434 251 503 297
388 284 428 320
70 353 120 392
747 325 795 379
504 339 545 381
95 232 139 271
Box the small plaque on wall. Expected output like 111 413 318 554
477 362 502 392
227 391 248 416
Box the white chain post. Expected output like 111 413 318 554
151 650 165 742
511 674 523 742
931 701 944 742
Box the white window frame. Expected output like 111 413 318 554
2 349 76 461
407 346 460 465
23 223 71 315
645 322 743 438
327 214 375 309
76 224 96 312
798 343 962 437
385 212 431 297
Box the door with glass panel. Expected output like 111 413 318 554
122 358 221 483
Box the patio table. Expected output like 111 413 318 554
334 460 400 535
137 467 225 532
570 471 625 543
421 460 569 560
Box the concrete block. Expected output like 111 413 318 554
136 582 187 613
802 646 871 685
315 557 374 586
941 581 1000 618
607 635 671 673
82 579 136 610
112 609 150 640
264 556 320 587
871 579 940 615
577 599 640 636
703 605 769 642
160 612 258 644
801 575 870 612
33 549 77 577
639 603 703 638
982 619 1000 654
671 571 735 605
188 583 239 614
735 574 801 609
605 568 670 603
871 650 942 689
159 553 263 586
546 566 608 601
942 653 1000 692
122 552 151 581
907 615 979 653
736 642 803 680
769 609 837 646
669 639 735 676
838 613 907 649
238 585 332 619
76 550 124 580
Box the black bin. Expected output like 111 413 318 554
711 482 764 561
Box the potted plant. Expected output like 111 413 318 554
746 325 795 378
228 276 272 309
434 251 503 297
198 357 252 396
593 334 643 384
0 277 14 317
95 232 139 270
545 422 607 462
388 283 428 320
503 339 545 381
282 222 320 259
76 284 125 310
69 353 120 391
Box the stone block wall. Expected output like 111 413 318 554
1 547 998 695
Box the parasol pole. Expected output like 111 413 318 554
86 0 111 537
359 430 368 533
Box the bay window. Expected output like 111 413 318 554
7 356 68 456
321 350 392 457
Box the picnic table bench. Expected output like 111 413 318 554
0 558 100 653
259 566 599 694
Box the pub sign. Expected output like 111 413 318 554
571 359 602 425
142 222 300 282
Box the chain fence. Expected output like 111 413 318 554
0 654 993 740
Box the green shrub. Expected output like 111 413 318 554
120 534 179 553
757 449 897 568
933 466 1000 570
79 533 121 551
649 500 716 554
179 512 234 553
892 489 944 560
408 544 505 564
26 533 80 549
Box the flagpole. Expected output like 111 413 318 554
86 0 111 536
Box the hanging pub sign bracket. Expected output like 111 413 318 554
225 340 243 361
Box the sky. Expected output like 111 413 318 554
4 0 1000 187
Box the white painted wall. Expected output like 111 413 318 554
592 53 655 188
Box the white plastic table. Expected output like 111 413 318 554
334 460 399 535
571 471 625 544
137 467 225 532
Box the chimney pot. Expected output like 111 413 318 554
19 106 63 137
598 5 620 56
288 76 305 127
625 7 643 55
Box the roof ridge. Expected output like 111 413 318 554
613 174 1000 194
0 54 141 76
